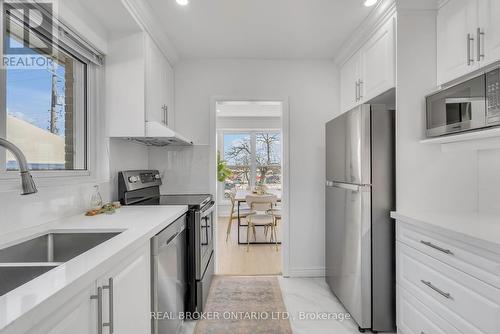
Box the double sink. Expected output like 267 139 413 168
0 232 121 296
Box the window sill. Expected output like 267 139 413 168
0 170 107 193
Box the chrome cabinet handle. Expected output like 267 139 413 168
467 33 474 65
421 280 452 299
358 80 363 100
420 240 453 255
90 287 103 334
103 278 114 333
477 28 485 61
355 81 359 101
162 104 168 126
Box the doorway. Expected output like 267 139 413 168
212 100 288 276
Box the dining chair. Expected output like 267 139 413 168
245 194 278 251
267 206 282 251
226 190 254 242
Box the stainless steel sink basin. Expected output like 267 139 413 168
0 232 121 296
0 232 121 263
0 264 58 296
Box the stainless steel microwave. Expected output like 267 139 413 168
426 68 500 137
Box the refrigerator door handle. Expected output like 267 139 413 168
326 181 370 192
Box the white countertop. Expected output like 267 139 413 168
391 211 500 251
0 205 187 332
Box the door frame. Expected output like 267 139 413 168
209 96 291 277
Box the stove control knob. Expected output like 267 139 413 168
154 174 161 180
128 176 139 183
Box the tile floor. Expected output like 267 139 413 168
180 277 395 334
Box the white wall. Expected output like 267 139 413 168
395 4 499 217
158 59 339 276
217 116 281 130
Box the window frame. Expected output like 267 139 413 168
217 129 282 204
0 3 105 189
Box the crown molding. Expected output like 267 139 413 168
334 0 397 66
121 0 180 66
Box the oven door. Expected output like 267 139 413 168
195 201 215 280
426 74 486 137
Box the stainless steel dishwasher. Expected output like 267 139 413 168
151 214 187 334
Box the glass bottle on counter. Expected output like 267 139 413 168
90 185 103 210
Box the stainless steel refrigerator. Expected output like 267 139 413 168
325 104 396 333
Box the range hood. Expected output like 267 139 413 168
124 121 193 147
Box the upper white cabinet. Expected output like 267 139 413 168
437 0 500 85
340 15 395 113
145 37 175 128
361 17 396 102
107 32 175 137
340 52 362 112
478 0 500 67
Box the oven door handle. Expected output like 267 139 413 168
200 202 215 218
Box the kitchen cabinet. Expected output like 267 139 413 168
98 244 151 334
340 52 361 112
361 16 395 102
478 0 500 67
145 36 175 128
28 244 151 334
339 14 395 113
437 0 500 85
107 32 175 137
36 284 98 334
396 219 500 334
437 0 479 85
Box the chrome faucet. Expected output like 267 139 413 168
0 138 37 195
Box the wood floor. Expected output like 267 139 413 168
216 217 282 276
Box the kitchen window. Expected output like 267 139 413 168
220 131 282 201
0 3 103 177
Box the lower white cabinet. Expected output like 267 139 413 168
36 284 98 334
98 245 151 334
396 221 500 334
27 243 151 334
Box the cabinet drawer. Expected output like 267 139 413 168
397 222 500 288
397 285 463 334
397 242 500 334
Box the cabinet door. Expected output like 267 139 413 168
145 36 168 124
360 15 395 102
437 0 478 85
165 61 175 129
478 0 500 67
33 284 97 334
99 244 151 334
340 53 361 113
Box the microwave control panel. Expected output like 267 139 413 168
486 69 500 123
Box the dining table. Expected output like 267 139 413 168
234 189 282 245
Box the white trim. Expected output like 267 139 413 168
210 96 291 277
334 0 397 66
287 267 326 278
121 0 180 66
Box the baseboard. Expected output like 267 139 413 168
286 267 325 278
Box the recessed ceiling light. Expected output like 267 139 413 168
364 0 378 7
176 0 189 6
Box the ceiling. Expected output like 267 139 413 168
148 0 375 60
216 101 282 118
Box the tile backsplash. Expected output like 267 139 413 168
149 145 211 195
0 182 111 235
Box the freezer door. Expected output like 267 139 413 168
325 181 371 329
326 105 371 185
